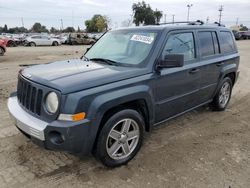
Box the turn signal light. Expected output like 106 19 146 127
58 112 86 121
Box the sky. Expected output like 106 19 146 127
0 0 250 30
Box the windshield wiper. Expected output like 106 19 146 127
90 58 118 66
81 55 89 61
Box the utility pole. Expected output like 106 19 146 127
60 19 64 31
72 10 74 28
21 17 24 28
236 17 239 26
206 16 209 24
172 14 175 23
187 4 193 22
164 14 167 23
218 5 223 24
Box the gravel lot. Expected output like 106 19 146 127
0 42 250 188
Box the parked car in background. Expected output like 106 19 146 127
24 35 61 46
232 30 242 40
67 33 96 45
240 31 250 40
53 35 68 44
0 39 7 56
0 35 17 47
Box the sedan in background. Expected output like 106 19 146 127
24 35 61 46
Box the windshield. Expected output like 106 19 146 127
85 30 158 66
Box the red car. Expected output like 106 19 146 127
0 39 7 56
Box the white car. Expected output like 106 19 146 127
25 35 61 46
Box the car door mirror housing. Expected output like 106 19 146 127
157 54 184 69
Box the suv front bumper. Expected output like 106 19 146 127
8 96 93 155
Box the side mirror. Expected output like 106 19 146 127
157 54 184 69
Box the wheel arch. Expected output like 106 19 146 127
87 86 155 153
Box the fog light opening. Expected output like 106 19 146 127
49 131 64 145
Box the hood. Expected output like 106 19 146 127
21 59 146 94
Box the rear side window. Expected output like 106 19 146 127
220 31 236 53
163 32 195 61
198 31 220 57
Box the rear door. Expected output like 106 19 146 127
155 31 201 123
41 36 52 45
196 30 222 103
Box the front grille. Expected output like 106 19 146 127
17 76 43 116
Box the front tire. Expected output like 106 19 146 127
0 47 4 56
210 77 233 111
95 109 144 167
29 42 36 47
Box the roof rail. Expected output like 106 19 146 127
159 20 204 26
213 22 225 27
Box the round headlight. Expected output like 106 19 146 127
45 92 59 114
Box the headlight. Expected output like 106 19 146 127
45 92 59 114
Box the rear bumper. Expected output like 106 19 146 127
8 96 93 155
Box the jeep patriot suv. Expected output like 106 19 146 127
8 22 240 167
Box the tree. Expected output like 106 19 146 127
50 27 59 33
239 24 248 31
132 1 163 26
154 9 163 24
63 27 75 33
31 22 48 33
85 15 110 32
8 27 28 33
3 24 8 33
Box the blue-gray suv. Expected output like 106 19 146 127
8 22 240 167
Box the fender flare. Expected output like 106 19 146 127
213 63 237 97
85 85 155 152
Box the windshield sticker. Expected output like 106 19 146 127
130 35 154 44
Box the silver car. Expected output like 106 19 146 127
25 35 61 46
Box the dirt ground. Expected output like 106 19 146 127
0 42 250 188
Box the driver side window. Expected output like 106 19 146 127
162 32 195 62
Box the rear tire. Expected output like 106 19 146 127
52 41 59 46
7 40 16 47
210 77 232 111
94 109 144 167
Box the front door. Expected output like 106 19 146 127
155 31 201 123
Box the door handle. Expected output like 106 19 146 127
216 62 224 67
189 68 200 74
